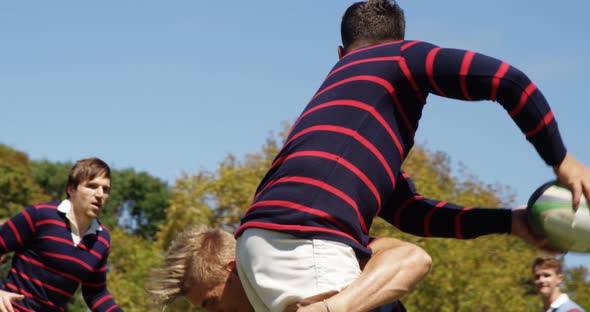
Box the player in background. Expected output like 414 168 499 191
532 255 586 312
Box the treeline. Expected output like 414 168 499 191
0 132 588 311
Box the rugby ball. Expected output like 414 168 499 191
527 181 590 253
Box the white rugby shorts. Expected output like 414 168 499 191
235 228 361 312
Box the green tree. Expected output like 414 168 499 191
156 172 215 250
564 265 590 310
157 130 281 249
107 228 164 312
105 169 171 239
0 144 48 216
30 160 71 201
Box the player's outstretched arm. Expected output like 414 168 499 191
510 205 561 252
553 152 590 209
0 290 24 312
287 237 432 312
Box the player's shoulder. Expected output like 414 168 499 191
562 300 585 312
398 39 439 54
97 223 113 242
32 200 61 210
29 200 62 218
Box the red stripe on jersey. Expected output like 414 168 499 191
12 268 73 297
292 100 405 160
326 56 402 80
394 195 422 229
40 235 75 247
6 283 62 310
22 209 35 234
82 280 107 287
33 204 58 209
36 219 67 227
401 40 421 51
236 221 361 245
341 40 403 60
106 306 118 312
18 253 80 282
78 242 103 259
7 220 24 246
91 294 114 310
41 251 94 271
257 177 368 233
459 51 476 101
0 236 7 251
491 62 510 101
312 76 415 135
525 111 554 137
12 301 36 312
281 125 396 189
272 151 382 209
96 235 110 249
454 207 472 239
245 200 351 235
399 59 425 103
426 47 446 96
424 201 448 237
509 82 537 117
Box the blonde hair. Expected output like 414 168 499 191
148 225 236 307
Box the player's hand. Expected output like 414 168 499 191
283 290 338 312
510 206 563 253
0 290 24 312
553 152 590 209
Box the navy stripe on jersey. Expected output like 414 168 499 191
237 40 566 257
0 202 122 312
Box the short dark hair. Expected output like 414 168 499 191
532 255 563 274
341 0 405 51
66 157 111 197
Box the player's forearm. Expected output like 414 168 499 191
324 238 432 312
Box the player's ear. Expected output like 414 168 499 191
66 184 75 197
338 46 345 59
226 260 237 273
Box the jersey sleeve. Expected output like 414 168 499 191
0 205 38 255
401 41 566 166
378 171 512 238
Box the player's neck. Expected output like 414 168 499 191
543 291 563 310
71 210 91 235
346 39 401 53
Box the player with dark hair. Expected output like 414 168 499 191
234 0 590 311
0 157 122 312
532 256 585 312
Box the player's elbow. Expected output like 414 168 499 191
405 244 432 278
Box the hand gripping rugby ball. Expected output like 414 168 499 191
527 181 590 253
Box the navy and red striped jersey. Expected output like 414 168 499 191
0 201 122 312
236 40 567 257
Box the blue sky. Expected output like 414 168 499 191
1 0 588 269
